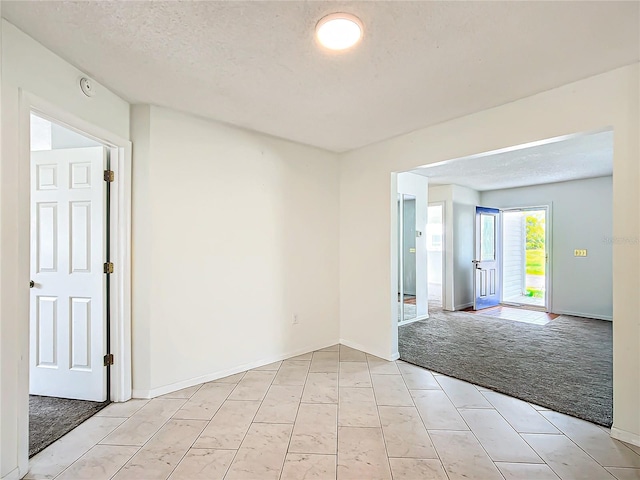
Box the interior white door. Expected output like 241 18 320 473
30 147 107 401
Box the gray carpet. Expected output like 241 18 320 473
399 310 613 426
29 395 110 457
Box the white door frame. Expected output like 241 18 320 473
18 91 132 467
427 201 446 309
499 204 552 312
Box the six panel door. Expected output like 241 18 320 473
30 147 107 401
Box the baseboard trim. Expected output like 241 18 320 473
339 338 394 361
398 315 427 327
611 427 640 447
0 467 20 480
454 302 473 311
554 309 613 321
132 340 339 399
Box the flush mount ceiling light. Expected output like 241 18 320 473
315 13 363 51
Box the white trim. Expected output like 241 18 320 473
611 427 640 448
545 204 553 313
455 302 474 311
398 314 428 327
554 309 613 321
133 341 339 399
340 338 395 361
414 127 613 171
18 91 132 474
427 201 446 310
108 142 133 403
0 467 21 480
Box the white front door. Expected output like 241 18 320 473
30 147 107 401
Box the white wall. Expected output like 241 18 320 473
1 20 131 478
339 64 640 445
482 176 613 320
130 105 340 396
452 185 480 309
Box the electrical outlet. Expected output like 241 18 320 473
574 249 588 257
292 314 299 325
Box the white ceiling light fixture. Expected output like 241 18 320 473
316 13 363 51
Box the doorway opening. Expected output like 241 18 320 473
472 205 550 316
398 193 417 322
502 207 548 309
396 172 428 325
427 203 444 311
398 129 614 430
29 113 112 457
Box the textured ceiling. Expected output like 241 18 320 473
3 1 639 152
411 130 613 191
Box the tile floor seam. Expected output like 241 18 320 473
516 434 573 480
396 363 449 474
161 419 209 480
543 415 640 463
110 385 226 479
519 433 616 480
103 401 189 480
277 390 305 480
526 422 638 471
432 379 513 478
474 391 547 464
48 447 100 480
371 407 392 471
163 375 239 472
98 399 188 448
221 365 281 480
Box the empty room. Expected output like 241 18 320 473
1 2 639 480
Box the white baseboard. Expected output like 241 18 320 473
611 427 640 447
132 340 339 399
553 309 612 321
339 338 395 361
0 467 20 480
454 302 473 311
398 315 427 327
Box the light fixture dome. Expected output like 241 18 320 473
316 13 363 51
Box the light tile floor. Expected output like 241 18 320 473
465 305 559 326
26 344 640 480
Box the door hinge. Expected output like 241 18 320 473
104 170 115 182
103 353 114 366
103 262 114 274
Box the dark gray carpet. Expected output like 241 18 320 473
399 310 613 426
29 395 110 457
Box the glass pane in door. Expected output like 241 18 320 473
480 213 496 261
